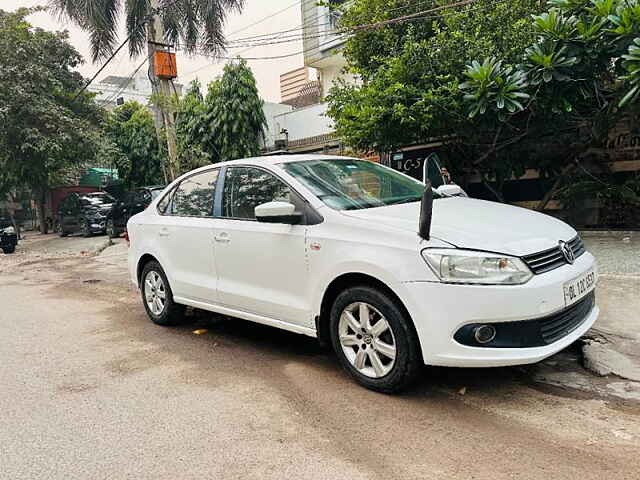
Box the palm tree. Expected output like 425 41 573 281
50 0 244 62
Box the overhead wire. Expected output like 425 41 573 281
225 0 302 39
72 32 135 101
187 0 503 54
82 0 498 97
179 0 500 81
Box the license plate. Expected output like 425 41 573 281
563 268 596 306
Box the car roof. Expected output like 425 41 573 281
179 154 358 179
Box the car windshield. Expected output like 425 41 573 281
281 159 435 210
80 193 115 206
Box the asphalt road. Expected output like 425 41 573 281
1 234 639 479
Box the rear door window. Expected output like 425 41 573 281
171 169 219 217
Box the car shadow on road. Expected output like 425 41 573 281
172 309 587 399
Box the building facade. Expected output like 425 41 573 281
263 0 356 154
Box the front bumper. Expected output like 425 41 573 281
400 251 599 367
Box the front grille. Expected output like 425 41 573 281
522 235 586 274
539 291 595 344
453 291 596 348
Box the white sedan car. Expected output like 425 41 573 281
127 155 598 392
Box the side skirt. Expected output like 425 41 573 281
173 296 318 338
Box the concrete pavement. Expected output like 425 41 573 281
581 232 640 384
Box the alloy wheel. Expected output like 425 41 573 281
338 302 397 378
144 271 167 316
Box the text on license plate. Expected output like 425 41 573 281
563 269 596 306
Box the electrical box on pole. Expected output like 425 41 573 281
153 51 178 79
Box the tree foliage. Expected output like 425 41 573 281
457 0 640 211
176 79 211 170
327 0 544 152
101 61 266 182
49 0 245 61
328 0 640 219
103 101 165 188
173 60 266 169
200 60 267 163
0 7 104 232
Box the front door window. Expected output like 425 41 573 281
222 167 295 220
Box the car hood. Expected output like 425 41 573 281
340 197 576 256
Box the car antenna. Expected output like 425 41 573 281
418 181 433 241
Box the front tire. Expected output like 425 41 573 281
80 218 91 237
2 245 15 254
140 261 185 326
329 286 422 393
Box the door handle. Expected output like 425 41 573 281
158 227 170 237
213 232 230 243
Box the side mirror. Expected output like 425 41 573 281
436 184 467 197
255 201 302 224
423 153 446 188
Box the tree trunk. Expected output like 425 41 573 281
35 189 48 234
478 173 506 203
6 192 20 240
535 163 575 212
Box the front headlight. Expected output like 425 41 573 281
421 248 533 285
1 226 15 234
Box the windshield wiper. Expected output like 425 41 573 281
388 196 422 205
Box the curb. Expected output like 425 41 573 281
582 337 640 383
91 238 113 256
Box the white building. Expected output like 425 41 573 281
262 101 294 149
263 0 357 154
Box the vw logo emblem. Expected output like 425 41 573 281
559 240 575 264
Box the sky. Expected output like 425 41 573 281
8 0 306 102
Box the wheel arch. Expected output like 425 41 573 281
137 253 160 285
316 272 423 362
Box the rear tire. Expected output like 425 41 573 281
140 260 185 326
329 285 422 393
106 218 119 238
2 246 15 254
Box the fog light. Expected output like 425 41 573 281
474 325 496 344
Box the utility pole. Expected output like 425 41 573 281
147 0 179 182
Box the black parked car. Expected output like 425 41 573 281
105 186 164 238
57 192 116 237
0 217 18 254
